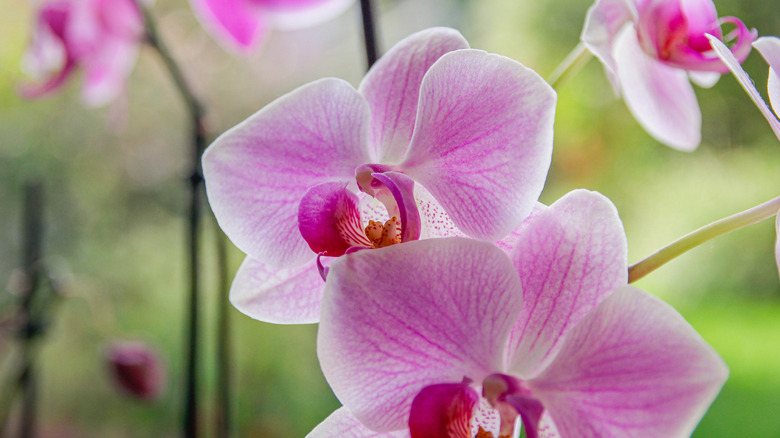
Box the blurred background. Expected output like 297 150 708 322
1 0 780 436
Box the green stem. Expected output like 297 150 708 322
547 42 592 89
628 195 780 283
133 2 207 437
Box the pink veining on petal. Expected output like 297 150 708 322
529 286 728 437
202 78 371 268
317 238 522 432
401 49 555 241
307 407 410 438
230 255 326 324
359 27 469 163
507 190 627 379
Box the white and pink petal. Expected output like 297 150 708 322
307 407 410 438
400 49 555 241
358 27 469 163
753 36 780 118
507 190 627 378
202 78 371 268
580 0 636 93
529 286 728 437
229 256 326 324
318 238 522 433
615 27 701 151
190 0 268 53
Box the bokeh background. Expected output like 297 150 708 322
2 0 780 436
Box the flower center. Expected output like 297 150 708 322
364 216 402 248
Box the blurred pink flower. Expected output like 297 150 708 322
311 190 728 438
708 35 780 281
190 0 355 54
582 0 755 150
20 0 144 106
106 341 165 400
202 27 556 324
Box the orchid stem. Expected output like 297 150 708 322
135 2 207 437
19 182 44 438
547 42 592 89
628 195 780 283
359 0 379 69
215 228 232 438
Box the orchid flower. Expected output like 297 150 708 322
581 0 756 150
190 0 355 54
311 190 728 438
20 0 145 106
202 27 556 324
707 35 780 279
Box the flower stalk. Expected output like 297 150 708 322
628 195 780 283
547 42 592 89
359 0 379 68
134 2 207 437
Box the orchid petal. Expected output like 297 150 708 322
581 0 636 93
260 0 355 30
776 211 780 282
80 38 139 106
530 286 728 438
371 172 421 243
494 203 548 255
615 27 701 150
318 238 522 432
688 70 719 88
409 382 479 438
298 182 370 257
753 36 780 118
708 35 780 140
769 68 780 120
202 78 370 268
659 17 755 73
472 397 502 438
680 0 720 49
190 0 267 53
414 185 466 240
507 190 627 378
358 28 469 163
401 49 555 240
19 1 76 99
229 255 326 324
307 407 409 438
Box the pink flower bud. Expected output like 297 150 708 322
106 341 165 401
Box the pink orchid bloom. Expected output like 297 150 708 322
707 35 780 280
190 0 355 54
581 0 755 150
20 0 144 106
106 341 166 400
202 27 556 324
312 190 728 438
